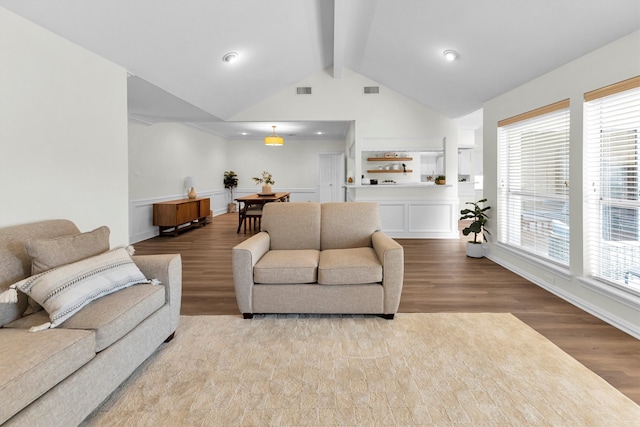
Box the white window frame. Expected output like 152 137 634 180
497 100 571 265
584 76 640 295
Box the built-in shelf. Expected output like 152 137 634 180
367 169 414 173
367 157 413 161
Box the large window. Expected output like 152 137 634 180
585 76 640 292
498 100 570 264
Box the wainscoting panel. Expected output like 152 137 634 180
409 202 457 235
377 200 459 239
129 188 317 243
378 203 407 233
129 189 455 242
129 190 225 243
130 203 155 244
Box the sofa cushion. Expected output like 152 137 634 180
0 327 95 425
0 220 80 328
321 202 381 250
23 225 110 314
318 247 383 285
12 247 149 330
254 250 320 284
63 284 165 351
6 284 165 352
262 202 321 250
25 226 110 275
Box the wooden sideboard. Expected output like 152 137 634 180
153 198 210 236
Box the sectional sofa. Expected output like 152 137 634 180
0 219 181 426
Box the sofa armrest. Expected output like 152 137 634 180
232 232 271 314
372 231 404 314
133 254 182 333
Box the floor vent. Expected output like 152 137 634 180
363 86 380 94
296 87 312 95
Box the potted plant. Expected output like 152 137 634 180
435 175 446 185
459 198 491 258
252 171 275 195
223 171 238 213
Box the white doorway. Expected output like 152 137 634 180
317 152 345 202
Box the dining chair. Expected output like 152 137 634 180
244 207 263 233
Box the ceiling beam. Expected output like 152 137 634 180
332 0 347 79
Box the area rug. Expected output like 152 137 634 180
82 314 640 426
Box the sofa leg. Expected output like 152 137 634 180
379 314 395 320
164 332 175 342
243 313 254 319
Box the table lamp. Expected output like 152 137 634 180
184 176 198 199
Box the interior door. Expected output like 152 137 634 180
317 153 345 203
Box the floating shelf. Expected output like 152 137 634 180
367 169 414 173
367 157 413 161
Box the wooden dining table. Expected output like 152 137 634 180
234 192 290 233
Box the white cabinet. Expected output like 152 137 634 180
458 150 471 175
420 152 445 181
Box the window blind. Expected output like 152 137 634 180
584 76 640 292
498 100 570 264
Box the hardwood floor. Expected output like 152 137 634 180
133 213 640 405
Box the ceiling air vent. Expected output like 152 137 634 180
296 87 312 95
363 86 380 95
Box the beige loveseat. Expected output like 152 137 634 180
232 202 404 318
0 220 182 426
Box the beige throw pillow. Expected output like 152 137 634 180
25 226 110 275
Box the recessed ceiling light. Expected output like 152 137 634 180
222 52 238 63
443 50 459 61
316 131 323 135
240 132 248 136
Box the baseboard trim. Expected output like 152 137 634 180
487 254 640 340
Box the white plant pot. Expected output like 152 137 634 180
466 242 484 258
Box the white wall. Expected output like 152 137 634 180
127 120 345 242
225 137 345 194
128 122 228 242
129 122 228 199
483 30 640 337
230 68 462 238
0 8 129 246
231 67 459 194
123 66 461 241
345 121 356 181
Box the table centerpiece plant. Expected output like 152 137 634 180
252 171 275 195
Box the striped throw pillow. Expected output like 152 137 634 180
12 247 149 330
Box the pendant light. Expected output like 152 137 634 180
264 125 284 146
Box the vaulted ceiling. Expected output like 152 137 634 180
2 0 639 138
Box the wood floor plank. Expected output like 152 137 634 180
133 213 640 405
